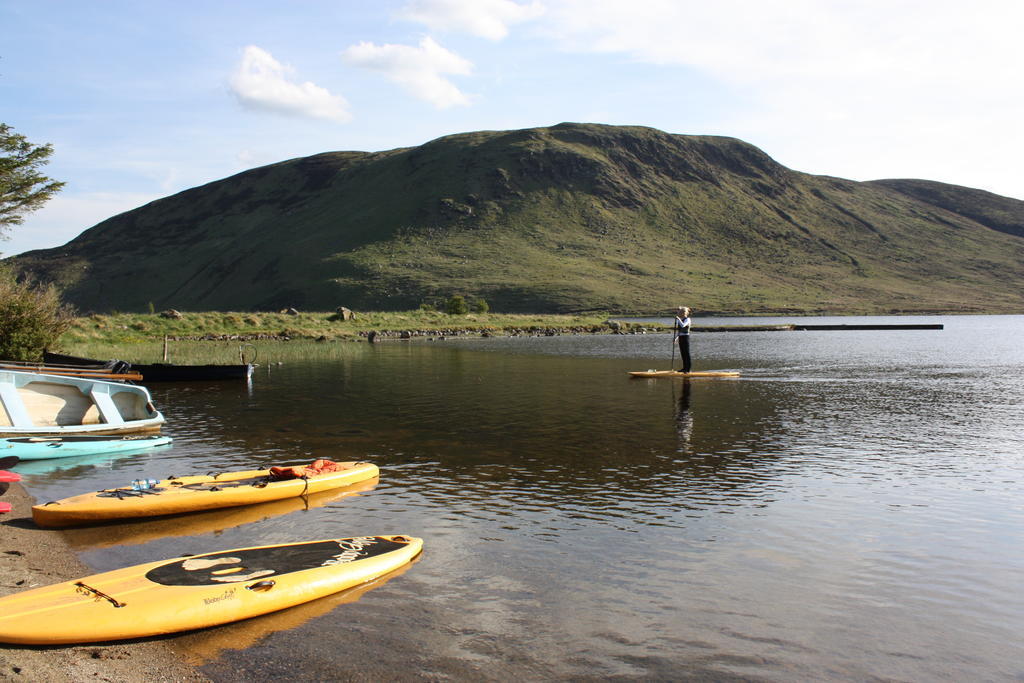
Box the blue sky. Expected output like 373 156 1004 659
2 0 1021 256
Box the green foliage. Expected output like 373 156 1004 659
471 298 489 313
446 295 468 315
0 267 74 361
55 309 620 348
0 123 65 239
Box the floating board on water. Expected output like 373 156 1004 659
2 435 172 460
0 535 422 644
32 460 380 528
628 370 741 378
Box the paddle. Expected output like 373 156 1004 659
0 456 19 471
669 330 677 370
669 309 681 371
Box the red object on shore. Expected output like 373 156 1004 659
0 502 10 514
0 471 20 483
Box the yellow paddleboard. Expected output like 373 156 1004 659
32 461 379 528
628 370 741 378
0 535 422 644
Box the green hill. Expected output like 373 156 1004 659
8 123 1024 314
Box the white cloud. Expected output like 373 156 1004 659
533 0 1024 195
539 0 1020 91
342 37 473 109
230 45 352 123
397 0 546 40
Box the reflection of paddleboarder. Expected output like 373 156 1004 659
674 378 693 452
672 306 692 373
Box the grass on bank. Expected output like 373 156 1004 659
52 310 651 364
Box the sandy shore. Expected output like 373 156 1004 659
0 483 208 682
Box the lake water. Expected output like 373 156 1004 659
15 315 1024 681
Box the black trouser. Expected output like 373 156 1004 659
677 335 691 372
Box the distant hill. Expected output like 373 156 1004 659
7 123 1024 314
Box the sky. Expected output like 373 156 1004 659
2 0 1022 256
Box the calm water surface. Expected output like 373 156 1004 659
15 315 1024 681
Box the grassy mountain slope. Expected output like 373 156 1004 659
9 123 1024 314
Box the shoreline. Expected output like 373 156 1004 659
56 309 991 351
0 483 208 682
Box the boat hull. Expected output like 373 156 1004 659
2 435 172 460
44 352 254 382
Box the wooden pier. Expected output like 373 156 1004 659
693 323 944 332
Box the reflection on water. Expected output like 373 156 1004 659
179 556 420 667
62 478 379 551
15 315 1024 680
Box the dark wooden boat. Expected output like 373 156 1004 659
44 352 255 383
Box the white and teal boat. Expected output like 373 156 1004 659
0 370 165 438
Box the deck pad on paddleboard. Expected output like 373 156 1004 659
147 537 408 586
629 370 740 378
0 535 421 644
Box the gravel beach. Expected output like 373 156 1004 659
0 482 208 682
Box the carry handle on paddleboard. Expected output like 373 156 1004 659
247 580 276 592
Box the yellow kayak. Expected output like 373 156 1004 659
0 535 422 644
32 459 379 528
628 370 741 378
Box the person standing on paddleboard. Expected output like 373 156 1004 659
673 306 692 373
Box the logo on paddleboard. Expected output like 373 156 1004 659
322 537 378 565
204 589 236 605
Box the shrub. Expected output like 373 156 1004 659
446 295 468 315
471 298 489 313
0 267 74 361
